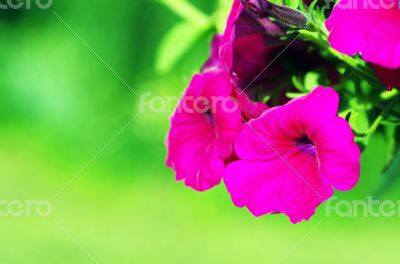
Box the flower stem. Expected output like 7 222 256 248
354 96 399 138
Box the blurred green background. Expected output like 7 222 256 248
0 0 399 263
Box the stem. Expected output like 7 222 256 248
354 96 399 137
381 120 400 126
328 48 378 84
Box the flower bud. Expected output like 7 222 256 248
242 0 308 28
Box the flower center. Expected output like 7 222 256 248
295 135 317 157
204 108 214 123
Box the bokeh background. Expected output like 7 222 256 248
0 0 399 263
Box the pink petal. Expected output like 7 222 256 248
326 0 400 69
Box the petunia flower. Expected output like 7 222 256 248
166 69 242 191
326 0 400 89
166 0 273 191
224 87 360 223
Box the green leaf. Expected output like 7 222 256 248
292 75 305 92
283 0 300 9
349 110 370 145
382 120 400 126
303 71 320 91
215 0 232 33
157 0 209 27
286 92 306 99
380 89 399 101
155 22 210 74
269 0 284 5
262 95 272 104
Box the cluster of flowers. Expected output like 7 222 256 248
166 0 399 223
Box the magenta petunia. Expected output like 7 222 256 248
166 0 272 191
326 0 400 88
224 87 360 223
166 0 334 192
166 69 242 191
